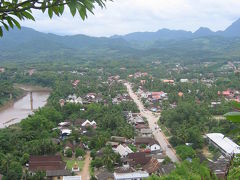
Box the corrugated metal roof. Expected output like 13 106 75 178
206 133 240 154
114 171 149 179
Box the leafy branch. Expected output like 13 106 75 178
0 0 110 36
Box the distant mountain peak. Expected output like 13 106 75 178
194 27 213 37
224 18 240 36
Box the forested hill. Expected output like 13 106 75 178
1 18 240 62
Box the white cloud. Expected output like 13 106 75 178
21 0 240 36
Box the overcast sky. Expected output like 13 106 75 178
21 0 240 37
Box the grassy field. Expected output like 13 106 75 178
66 159 84 171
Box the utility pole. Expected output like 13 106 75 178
30 92 33 111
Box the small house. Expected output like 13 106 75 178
114 144 133 158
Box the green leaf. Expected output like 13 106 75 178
12 0 18 4
10 17 21 29
0 27 2 37
83 0 94 14
15 12 24 20
68 0 77 16
41 1 47 13
6 17 14 28
52 6 60 16
22 11 35 20
21 1 31 8
78 5 86 20
59 4 64 15
2 22 9 31
48 7 53 18
224 112 240 123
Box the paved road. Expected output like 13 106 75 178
125 82 179 163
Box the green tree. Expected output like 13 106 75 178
148 159 216 180
176 145 196 160
228 154 240 179
91 157 103 169
21 153 30 165
65 148 72 157
0 0 109 36
75 148 86 158
6 161 22 180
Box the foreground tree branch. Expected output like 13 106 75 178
0 0 110 36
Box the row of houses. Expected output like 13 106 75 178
56 119 97 139
28 119 99 179
124 112 153 137
59 93 103 107
128 72 149 79
97 107 176 179
218 89 240 103
136 88 168 112
100 135 175 180
112 93 132 105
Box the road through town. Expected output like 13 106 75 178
125 82 179 163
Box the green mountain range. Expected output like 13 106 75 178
1 18 240 62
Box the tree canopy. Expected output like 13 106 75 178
0 0 109 36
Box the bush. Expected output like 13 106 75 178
90 150 96 159
65 148 73 157
140 144 147 149
75 148 86 158
128 144 137 152
163 156 171 165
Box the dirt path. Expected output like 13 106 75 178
79 151 91 180
125 82 179 163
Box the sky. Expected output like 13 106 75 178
21 0 240 37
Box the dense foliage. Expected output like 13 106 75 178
148 159 217 180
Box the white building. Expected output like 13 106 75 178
61 129 72 136
180 79 189 83
150 143 161 152
114 144 133 158
58 122 70 127
114 171 149 180
206 133 240 156
63 176 81 180
81 120 97 127
66 94 83 104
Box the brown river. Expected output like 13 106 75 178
0 85 50 128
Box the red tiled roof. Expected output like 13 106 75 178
127 152 151 166
152 92 164 96
222 90 231 96
143 158 160 174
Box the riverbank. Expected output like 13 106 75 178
0 84 51 128
14 83 52 92
0 88 26 111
